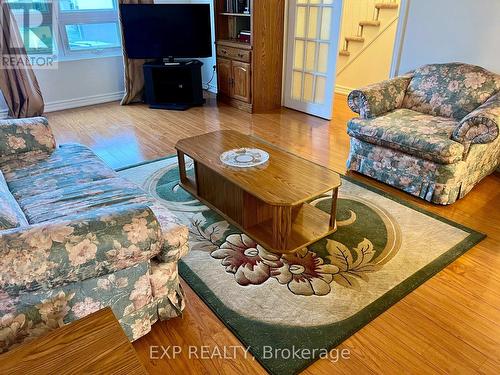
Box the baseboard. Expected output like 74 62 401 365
3 87 215 116
335 85 354 96
205 83 217 94
44 91 124 113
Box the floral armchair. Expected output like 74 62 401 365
0 117 189 352
346 63 500 204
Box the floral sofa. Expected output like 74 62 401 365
0 117 189 352
346 63 500 204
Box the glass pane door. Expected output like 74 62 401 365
284 0 343 119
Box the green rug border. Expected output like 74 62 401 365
118 156 486 375
179 231 483 375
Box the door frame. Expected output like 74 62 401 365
389 0 411 77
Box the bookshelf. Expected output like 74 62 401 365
214 0 285 113
222 0 250 14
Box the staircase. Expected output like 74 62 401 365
337 0 400 71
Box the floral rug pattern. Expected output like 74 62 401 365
142 158 402 297
119 157 484 375
190 202 400 297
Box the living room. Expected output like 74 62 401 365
0 0 498 374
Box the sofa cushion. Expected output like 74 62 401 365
14 177 154 223
0 144 117 199
0 117 56 158
0 171 28 230
1 144 151 224
402 63 500 120
347 108 465 164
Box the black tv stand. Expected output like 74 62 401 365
143 59 205 111
162 57 180 66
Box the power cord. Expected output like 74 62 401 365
203 64 216 90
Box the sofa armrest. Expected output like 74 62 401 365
348 74 413 119
0 204 162 295
452 93 500 144
0 117 56 158
148 202 189 263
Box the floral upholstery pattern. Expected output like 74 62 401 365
0 118 189 352
2 144 159 224
347 109 464 164
0 171 28 230
346 136 500 205
0 261 186 352
348 74 412 119
402 63 500 120
453 93 500 144
347 63 500 204
0 144 117 201
0 117 56 158
0 204 162 295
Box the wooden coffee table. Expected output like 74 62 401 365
175 130 341 254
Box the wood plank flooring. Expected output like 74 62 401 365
47 94 500 375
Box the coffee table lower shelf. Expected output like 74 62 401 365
245 202 337 253
180 177 338 254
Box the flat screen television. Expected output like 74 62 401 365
120 4 212 60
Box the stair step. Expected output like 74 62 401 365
339 50 350 56
359 20 381 27
375 2 399 9
345 36 365 43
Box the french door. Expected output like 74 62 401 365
284 0 343 119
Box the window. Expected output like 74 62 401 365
7 0 122 59
57 0 121 57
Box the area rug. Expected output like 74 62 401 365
118 156 485 375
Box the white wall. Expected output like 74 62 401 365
393 0 500 75
38 56 125 112
0 0 216 115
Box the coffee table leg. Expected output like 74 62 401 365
177 150 187 183
273 206 292 251
330 188 338 229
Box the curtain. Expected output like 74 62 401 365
118 0 154 105
0 0 44 118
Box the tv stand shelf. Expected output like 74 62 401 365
143 60 205 111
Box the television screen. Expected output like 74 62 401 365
120 4 212 59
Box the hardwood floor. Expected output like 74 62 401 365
47 94 500 375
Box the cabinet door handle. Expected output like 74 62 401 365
238 53 244 58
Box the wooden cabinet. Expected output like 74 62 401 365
217 56 251 104
216 58 232 97
214 0 285 113
231 61 251 102
216 45 251 63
